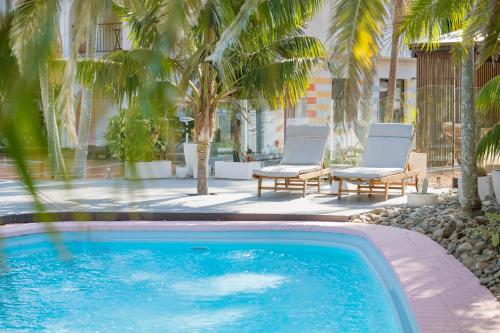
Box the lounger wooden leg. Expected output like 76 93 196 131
257 178 263 197
303 179 307 197
274 179 277 192
357 184 361 195
337 178 343 199
415 176 419 191
401 179 406 196
317 177 321 193
384 182 389 201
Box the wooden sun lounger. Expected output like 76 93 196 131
254 167 331 198
330 123 418 201
331 167 419 201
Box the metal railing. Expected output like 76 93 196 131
96 23 122 53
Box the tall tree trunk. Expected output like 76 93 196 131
39 62 66 178
72 24 97 178
230 109 240 162
195 94 215 195
196 140 210 194
384 0 402 123
460 48 481 211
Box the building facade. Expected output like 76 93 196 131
2 0 417 165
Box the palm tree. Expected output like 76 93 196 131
10 0 70 178
83 0 326 195
72 16 97 179
460 47 481 211
398 0 500 211
384 0 406 123
329 0 500 211
177 0 327 194
70 0 112 178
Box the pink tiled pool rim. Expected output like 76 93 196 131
1 221 499 333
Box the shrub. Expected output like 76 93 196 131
105 108 169 162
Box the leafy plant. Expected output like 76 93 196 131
476 75 500 163
486 213 500 248
469 212 500 248
105 107 171 162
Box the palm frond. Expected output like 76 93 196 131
206 0 259 63
55 57 78 143
463 0 500 64
398 0 472 49
71 0 112 55
10 0 59 75
329 0 389 119
157 0 205 50
477 122 500 162
113 0 162 48
476 75 500 116
257 0 325 37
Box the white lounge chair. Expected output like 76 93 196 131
253 125 330 197
331 123 419 200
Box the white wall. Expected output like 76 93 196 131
0 0 13 14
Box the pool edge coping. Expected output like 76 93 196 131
1 220 499 333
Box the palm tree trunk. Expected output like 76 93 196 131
460 48 481 211
72 24 97 178
196 140 210 195
39 62 66 178
384 0 402 123
231 109 241 162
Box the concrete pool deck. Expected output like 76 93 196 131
0 178 441 220
1 220 499 333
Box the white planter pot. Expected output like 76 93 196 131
492 170 500 204
125 161 172 179
215 161 261 180
478 176 494 202
183 143 197 177
176 166 189 178
183 143 210 178
407 192 439 207
458 176 495 203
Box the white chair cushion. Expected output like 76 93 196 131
333 167 404 179
368 123 413 138
361 123 413 169
253 164 321 178
280 125 329 165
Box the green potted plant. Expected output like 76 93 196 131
105 108 173 179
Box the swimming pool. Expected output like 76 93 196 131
0 231 418 332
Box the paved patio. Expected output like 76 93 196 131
0 178 422 219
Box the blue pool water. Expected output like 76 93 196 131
0 231 417 332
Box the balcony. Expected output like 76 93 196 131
78 23 122 54
96 23 122 53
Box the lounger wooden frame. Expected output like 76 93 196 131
331 167 420 201
253 168 331 197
